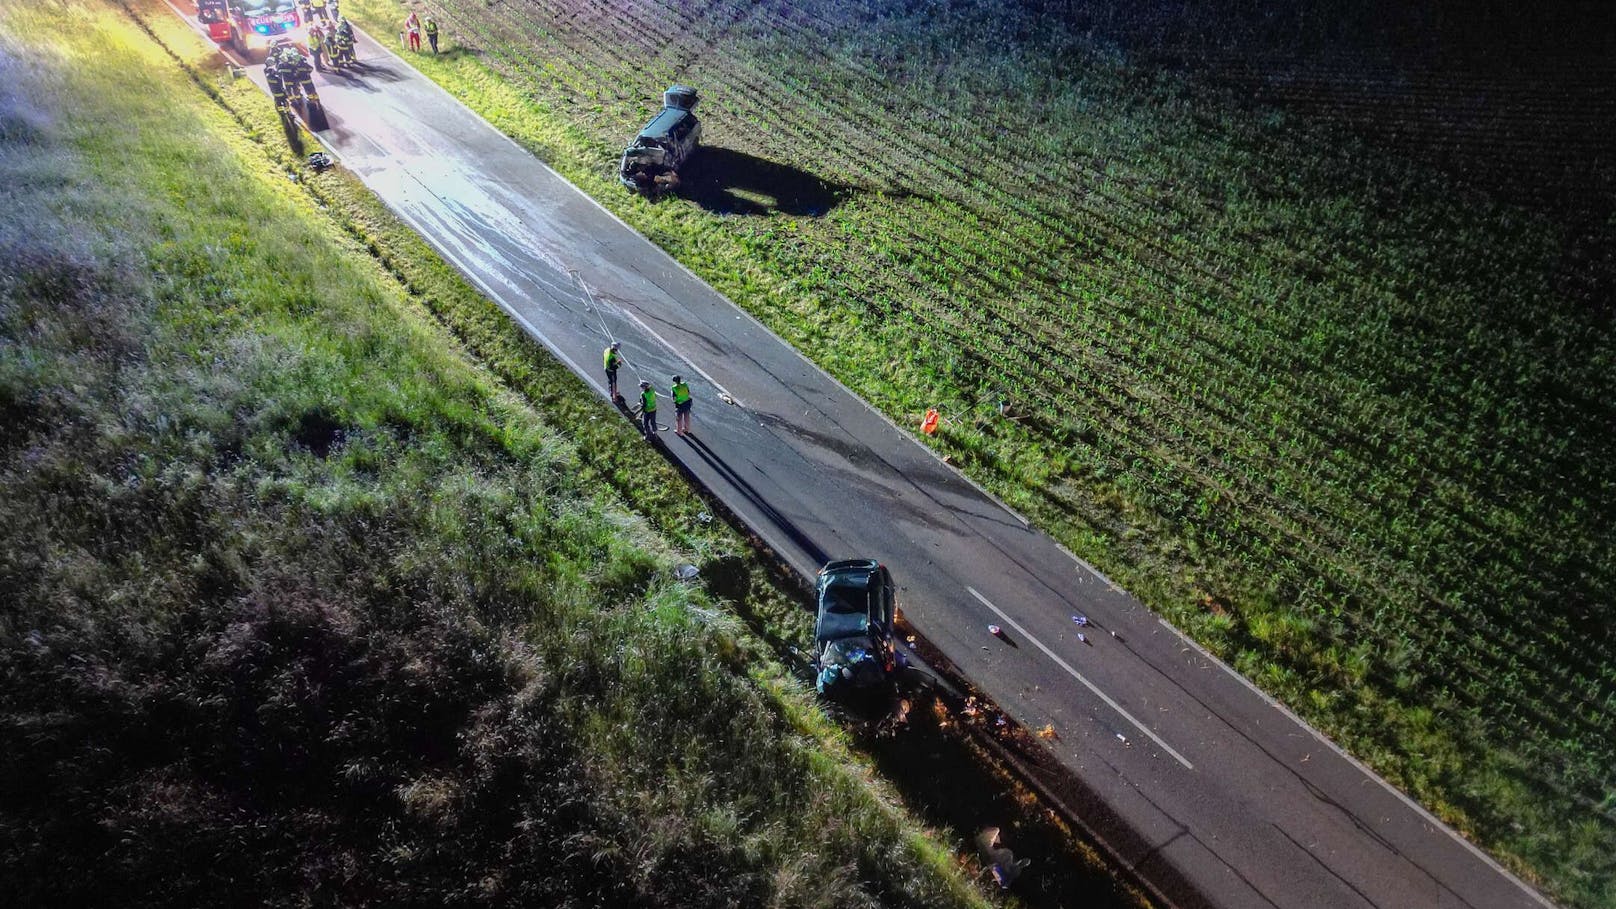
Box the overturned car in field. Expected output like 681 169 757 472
619 85 701 195
813 559 902 696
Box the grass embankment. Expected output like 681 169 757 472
128 2 1155 904
0 3 998 905
339 0 1614 904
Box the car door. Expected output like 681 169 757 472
883 567 897 630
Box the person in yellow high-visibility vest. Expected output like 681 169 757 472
309 0 330 24
603 341 622 400
307 24 324 71
636 380 658 439
670 375 692 436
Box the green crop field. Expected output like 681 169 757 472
339 0 1616 904
0 2 1054 905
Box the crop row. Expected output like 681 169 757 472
422 0 1616 897
439 0 1616 756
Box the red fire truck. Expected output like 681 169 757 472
196 0 303 51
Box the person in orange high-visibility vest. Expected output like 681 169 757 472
670 375 692 436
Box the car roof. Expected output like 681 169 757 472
817 606 870 643
816 560 888 643
638 106 696 142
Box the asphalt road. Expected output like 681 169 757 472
168 11 1557 909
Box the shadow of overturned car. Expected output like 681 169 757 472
676 146 852 217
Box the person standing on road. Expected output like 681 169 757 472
332 16 355 65
309 0 329 24
424 16 439 53
637 380 658 439
264 50 288 113
403 11 422 52
307 24 324 72
670 375 692 436
603 341 622 400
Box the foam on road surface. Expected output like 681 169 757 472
205 18 1555 909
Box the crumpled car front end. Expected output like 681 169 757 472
816 636 892 694
619 145 672 192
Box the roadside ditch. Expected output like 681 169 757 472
123 3 1168 905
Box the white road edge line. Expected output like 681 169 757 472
1155 618 1555 908
338 20 1036 531
969 587 1193 770
159 0 1026 526
382 201 593 383
1050 536 1117 587
145 8 1555 906
615 309 739 405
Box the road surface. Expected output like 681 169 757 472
168 12 1557 909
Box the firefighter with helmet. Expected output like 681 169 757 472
264 40 289 113
331 17 355 66
277 42 313 95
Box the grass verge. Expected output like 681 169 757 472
122 3 1158 904
329 1 1616 904
0 2 1025 905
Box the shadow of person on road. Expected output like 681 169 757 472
676 146 855 217
319 59 408 92
682 433 831 567
281 116 304 153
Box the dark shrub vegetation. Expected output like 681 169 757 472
0 6 984 906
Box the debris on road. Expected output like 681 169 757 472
1072 614 1089 626
1036 723 1058 740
